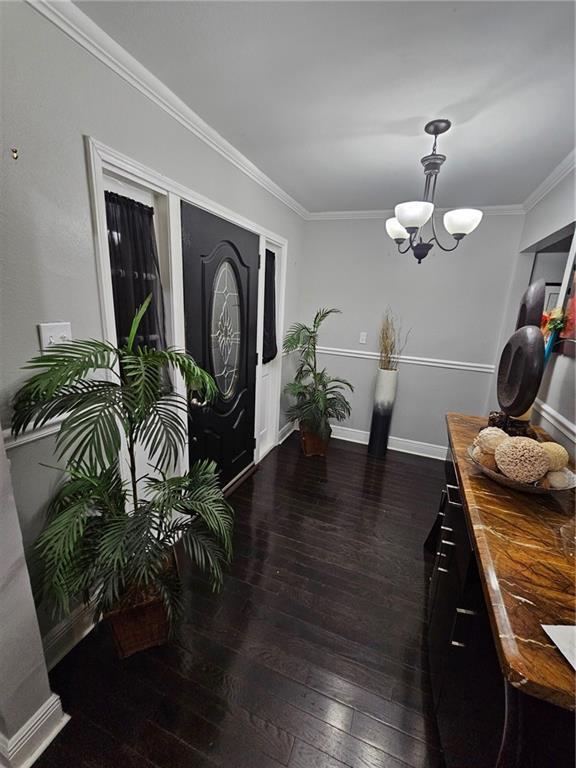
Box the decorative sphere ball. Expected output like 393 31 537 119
540 442 570 472
547 468 575 490
494 437 550 484
474 427 508 455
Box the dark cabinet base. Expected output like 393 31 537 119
426 451 575 768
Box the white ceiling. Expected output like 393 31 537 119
77 1 574 212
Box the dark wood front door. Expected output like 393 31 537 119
181 201 259 487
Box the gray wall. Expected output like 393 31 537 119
518 169 575 449
299 214 525 447
520 171 575 252
1 1 304 632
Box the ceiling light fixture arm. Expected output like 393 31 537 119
428 210 461 252
397 234 416 255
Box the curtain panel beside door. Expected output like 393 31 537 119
104 191 167 349
262 249 278 364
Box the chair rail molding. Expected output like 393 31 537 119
316 346 496 374
2 421 61 452
533 398 576 443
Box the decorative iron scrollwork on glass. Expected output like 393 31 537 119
210 260 241 399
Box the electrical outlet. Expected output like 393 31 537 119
359 331 368 345
38 322 72 351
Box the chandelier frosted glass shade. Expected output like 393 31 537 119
395 201 434 230
443 208 483 236
385 217 409 242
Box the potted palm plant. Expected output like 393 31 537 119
11 297 233 658
283 307 353 456
368 308 409 458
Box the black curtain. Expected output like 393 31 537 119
104 191 166 349
262 249 278 364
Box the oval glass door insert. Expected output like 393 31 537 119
210 260 241 399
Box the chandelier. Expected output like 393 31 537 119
385 119 483 264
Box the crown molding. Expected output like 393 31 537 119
305 210 393 221
26 1 569 224
305 204 525 221
523 149 576 213
26 0 309 220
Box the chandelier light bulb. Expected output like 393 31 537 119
395 201 434 231
443 208 483 237
385 217 409 242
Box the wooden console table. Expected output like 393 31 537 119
427 413 575 768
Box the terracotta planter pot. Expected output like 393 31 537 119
299 422 330 457
106 592 169 658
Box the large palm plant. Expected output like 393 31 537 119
11 297 233 627
283 308 353 441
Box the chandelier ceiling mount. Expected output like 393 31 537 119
386 119 483 264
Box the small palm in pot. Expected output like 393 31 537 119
283 308 353 456
11 297 233 657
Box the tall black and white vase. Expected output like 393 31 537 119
368 368 398 458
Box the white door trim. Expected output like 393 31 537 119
254 236 267 462
84 136 288 466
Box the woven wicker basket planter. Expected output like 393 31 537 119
106 594 169 658
299 423 330 457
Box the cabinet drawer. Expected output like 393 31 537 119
443 484 471 583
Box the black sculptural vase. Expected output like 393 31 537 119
497 326 545 418
515 278 545 330
368 368 398 458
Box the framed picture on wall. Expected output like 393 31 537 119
557 268 575 358
539 231 575 359
544 282 561 311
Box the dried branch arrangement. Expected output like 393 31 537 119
378 309 410 371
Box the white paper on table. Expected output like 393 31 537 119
542 625 576 670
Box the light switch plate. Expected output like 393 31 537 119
38 322 72 351
359 331 368 345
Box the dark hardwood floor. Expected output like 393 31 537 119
36 435 445 768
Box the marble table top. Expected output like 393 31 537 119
447 413 575 710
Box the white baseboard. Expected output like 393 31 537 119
330 425 369 445
330 425 447 461
42 602 96 672
278 422 296 444
388 435 448 461
0 694 69 768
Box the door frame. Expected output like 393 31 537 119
255 240 287 463
85 136 288 473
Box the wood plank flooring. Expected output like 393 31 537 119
36 435 445 768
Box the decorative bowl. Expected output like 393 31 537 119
467 446 576 495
